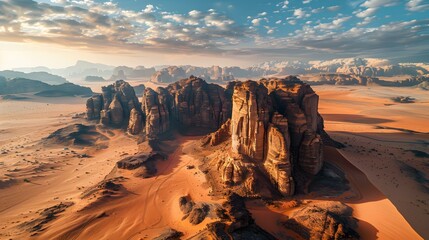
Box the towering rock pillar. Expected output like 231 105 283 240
230 81 271 161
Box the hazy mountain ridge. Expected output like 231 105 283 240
0 77 92 96
0 70 68 85
9 58 429 85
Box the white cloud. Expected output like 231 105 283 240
293 8 306 19
356 8 377 18
361 0 399 8
315 16 352 30
258 12 267 16
357 16 375 26
407 0 429 11
143 4 155 13
277 1 289 9
288 20 297 25
303 0 312 4
311 7 324 13
276 20 282 24
189 10 202 18
327 5 341 11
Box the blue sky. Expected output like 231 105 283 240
0 0 428 68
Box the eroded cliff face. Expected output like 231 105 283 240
86 80 141 127
215 77 323 196
87 77 232 138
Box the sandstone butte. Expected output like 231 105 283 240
86 76 325 196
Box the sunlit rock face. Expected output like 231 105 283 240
86 80 141 128
141 87 172 138
228 77 323 196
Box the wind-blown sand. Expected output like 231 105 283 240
315 85 429 239
1 84 427 239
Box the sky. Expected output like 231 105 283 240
0 0 428 69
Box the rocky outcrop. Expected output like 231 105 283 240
231 81 271 161
86 80 143 132
141 88 172 138
193 193 276 240
178 196 210 225
208 119 231 146
116 152 165 178
87 78 232 137
214 77 324 196
282 201 359 240
150 66 186 83
166 77 233 132
127 108 143 135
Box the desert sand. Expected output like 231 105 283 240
0 83 427 239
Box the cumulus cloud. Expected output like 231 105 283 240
315 16 352 30
356 0 399 18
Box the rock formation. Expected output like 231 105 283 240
87 77 325 196
141 88 172 138
86 80 142 128
204 76 324 197
150 66 186 83
282 201 359 239
193 193 276 239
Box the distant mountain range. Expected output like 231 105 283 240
0 76 92 97
14 60 116 80
0 70 67 85
9 58 429 85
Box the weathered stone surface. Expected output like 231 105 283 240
299 131 323 175
223 77 324 196
282 201 359 240
140 76 233 137
127 108 143 135
108 95 124 125
86 80 142 129
192 193 276 240
150 66 186 83
86 94 103 120
166 76 232 131
209 119 231 146
141 88 172 138
264 122 294 196
230 81 271 161
217 155 247 185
